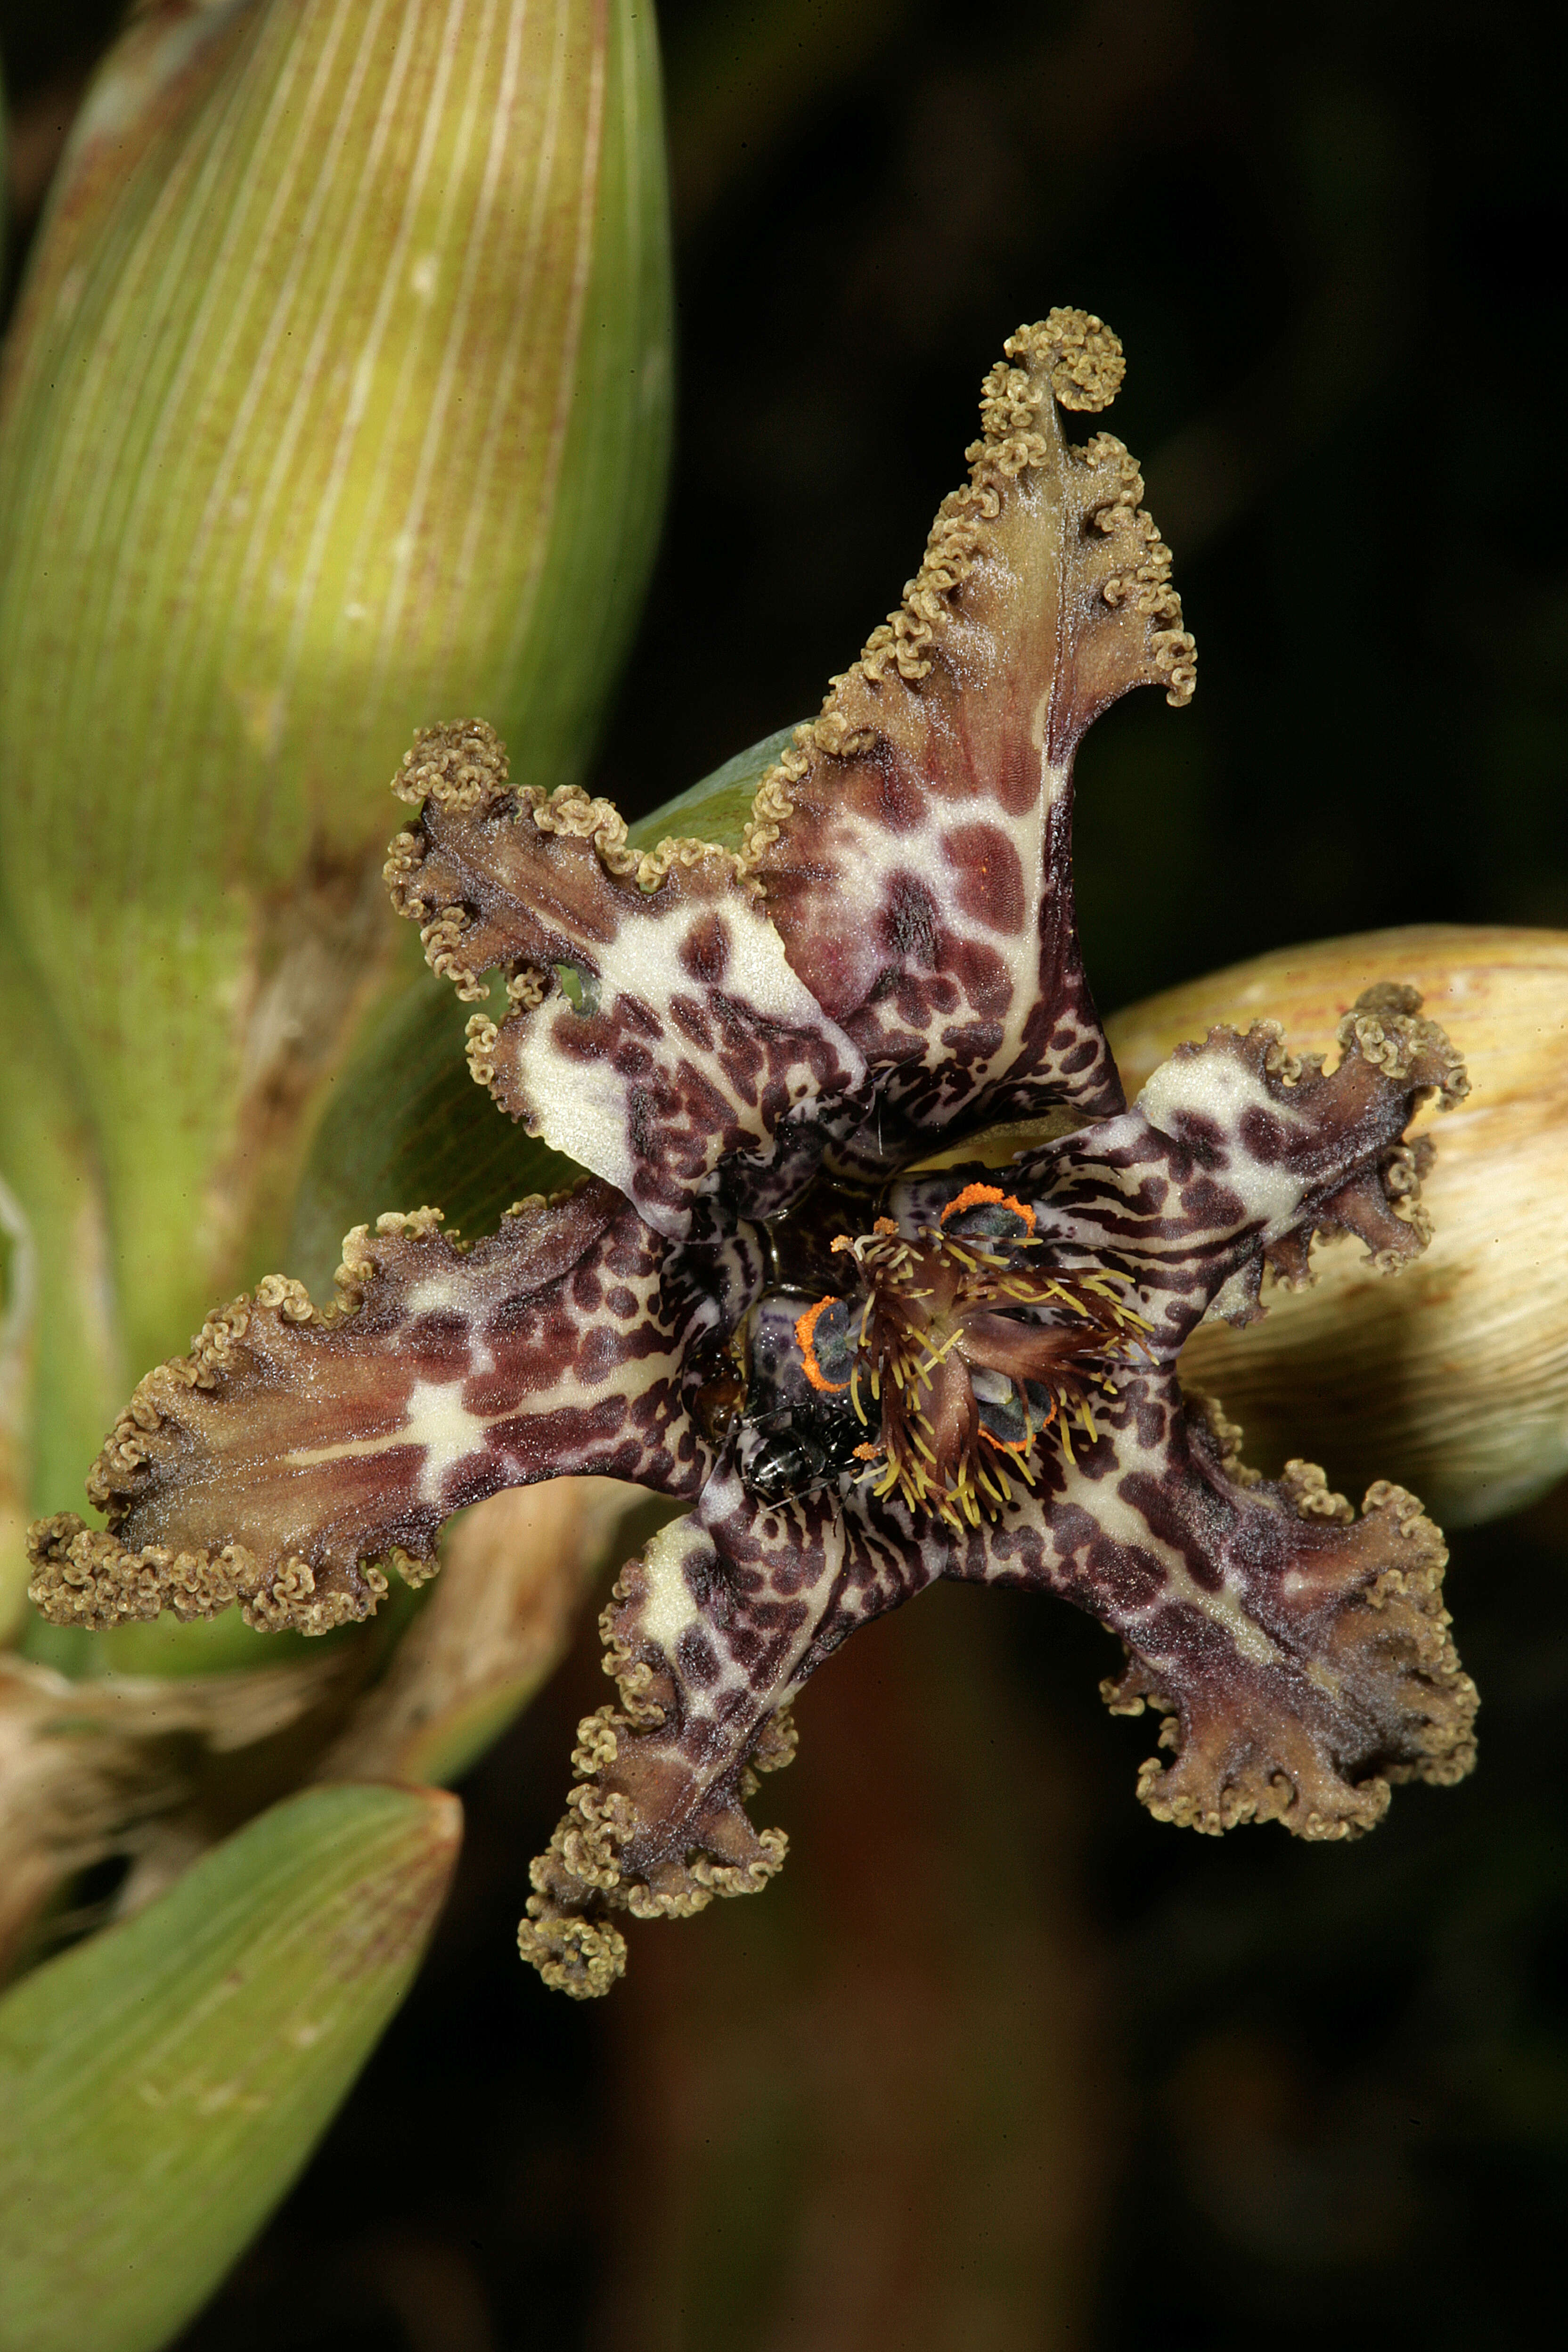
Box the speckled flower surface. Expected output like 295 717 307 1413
28 313 1477 1996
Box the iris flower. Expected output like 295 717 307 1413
27 312 1477 1997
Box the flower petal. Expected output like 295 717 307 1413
27 1186 745 1638
975 1387 1476 1837
746 310 1196 1162
898 989 1468 1360
386 723 869 1238
518 1446 949 1996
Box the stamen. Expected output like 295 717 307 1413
794 1296 850 1394
921 1325 968 1371
939 1183 1037 1235
820 1207 1144 1525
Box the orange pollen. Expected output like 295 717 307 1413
794 1295 849 1393
979 1421 1037 1456
939 1183 1036 1233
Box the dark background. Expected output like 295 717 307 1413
5 3 1566 2346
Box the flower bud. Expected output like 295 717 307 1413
1105 926 1568 1525
0 0 671 1642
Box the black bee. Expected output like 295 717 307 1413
737 1290 869 1503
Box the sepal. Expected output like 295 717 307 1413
1099 1402 1476 1837
28 1186 719 1638
749 310 1195 1155
387 723 869 1236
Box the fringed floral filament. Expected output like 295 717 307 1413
806 1210 1150 1532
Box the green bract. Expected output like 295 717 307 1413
0 0 671 1665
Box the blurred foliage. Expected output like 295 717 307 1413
0 1783 460 2352
1 1 1564 2349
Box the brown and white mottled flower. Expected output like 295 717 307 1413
26 312 1477 1998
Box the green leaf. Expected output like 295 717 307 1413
0 931 124 1648
0 0 673 1685
0 1781 460 2352
624 721 805 853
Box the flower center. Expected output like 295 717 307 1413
788 1185 1149 1528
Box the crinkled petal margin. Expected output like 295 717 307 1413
518 1446 949 1996
28 1184 750 1638
748 310 1196 1162
896 988 1468 1360
385 723 869 1238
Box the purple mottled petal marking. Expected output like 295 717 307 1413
746 310 1196 1169
515 980 1475 1988
27 1185 752 1640
968 1385 1475 1838
385 722 868 1239
518 1447 951 1997
897 991 1468 1362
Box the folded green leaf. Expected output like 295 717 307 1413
0 0 672 1499
0 1781 460 2352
